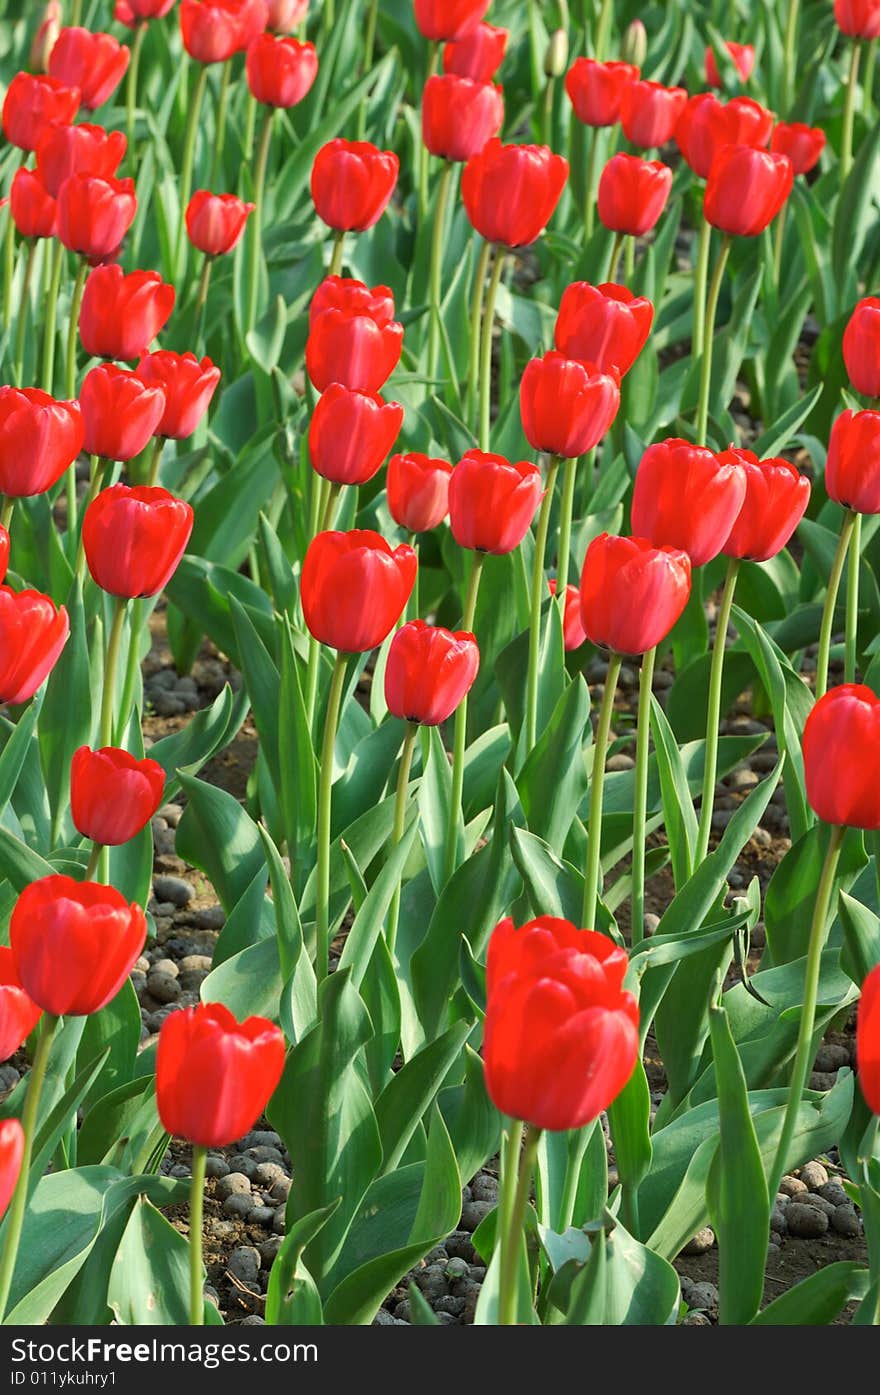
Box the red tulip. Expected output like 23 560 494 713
520 353 620 457
579 533 692 655
36 121 126 197
620 79 687 149
631 437 747 566
857 963 880 1114
548 578 587 651
246 35 318 107
826 410 880 514
306 307 404 393
301 530 417 652
56 172 137 262
0 1121 24 1221
0 587 69 705
83 484 194 598
564 58 639 127
10 874 146 1016
705 40 755 88
770 122 826 176
0 947 42 1063
180 0 268 62
443 21 508 82
834 0 880 38
422 74 504 162
414 0 490 41
844 299 880 399
803 685 880 827
79 266 175 362
462 138 568 247
308 274 395 329
720 449 810 562
385 620 480 725
704 145 793 237
9 168 56 239
49 28 130 110
185 190 254 256
267 0 309 31
0 527 8 584
120 0 177 16
2 72 79 152
71 745 165 846
675 93 773 179
0 387 84 498
135 351 221 439
311 138 399 232
597 153 672 236
483 916 639 1131
80 364 165 461
309 385 403 486
555 281 653 378
448 450 543 555
156 1001 285 1148
387 452 453 533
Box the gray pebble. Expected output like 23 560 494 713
831 1205 861 1237
179 954 212 975
681 1227 714 1256
778 1175 807 1198
158 803 183 827
434 1295 465 1316
682 1311 712 1326
460 1200 493 1232
799 1161 829 1191
470 1174 498 1203
216 1172 251 1200
223 1194 255 1219
154 693 187 716
767 1241 781 1258
688 1282 719 1313
248 1145 285 1166
258 1238 282 1266
272 1208 286 1234
786 1202 829 1238
270 1177 291 1202
205 1155 229 1180
192 905 226 930
227 1154 258 1178
770 1206 788 1235
240 1315 265 1326
445 1232 476 1263
228 1246 261 1286
814 1043 850 1072
800 1192 835 1217
147 970 180 1003
817 1182 849 1207
254 1162 287 1187
445 1257 469 1280
152 875 193 907
415 1265 448 1299
606 753 634 772
374 1308 407 1326
249 1206 275 1227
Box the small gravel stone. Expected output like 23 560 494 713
778 1175 807 1198
814 1044 850 1072
248 1146 285 1166
444 1257 469 1281
751 828 773 849
272 1208 285 1234
681 1227 714 1256
205 1155 229 1179
243 1130 283 1150
435 1295 465 1316
800 1192 835 1217
817 1182 849 1207
470 1174 498 1202
229 1246 261 1287
192 905 226 930
831 1205 861 1237
216 1172 251 1200
688 1282 719 1314
445 1232 476 1263
249 1206 276 1227
728 767 758 791
147 970 180 1003
151 960 178 980
374 1308 406 1326
786 1202 829 1238
158 803 183 826
227 1154 258 1179
223 1195 255 1219
179 954 212 975
606 753 634 772
711 809 735 830
643 913 660 937
134 955 150 974
153 693 187 716
770 1206 787 1235
240 1316 265 1326
254 1162 287 1188
799 1161 829 1191
270 1177 291 1201
460 1200 493 1232
152 876 193 907
767 1241 781 1258
258 1238 282 1266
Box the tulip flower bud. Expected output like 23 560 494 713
675 93 773 180
720 449 810 563
422 74 504 163
598 153 672 236
56 172 137 263
9 168 56 240
843 300 880 399
462 138 568 248
414 0 491 42
83 484 194 598
443 22 508 82
306 307 404 394
301 530 417 653
36 122 127 198
385 621 480 726
30 2 62 73
857 963 880 1115
547 578 587 651
620 80 687 150
826 409 880 514
185 191 254 256
565 58 638 128
2 73 80 153
770 122 826 177
704 145 793 238
245 35 318 108
621 18 647 69
0 387 84 498
49 28 131 111
520 352 620 457
80 364 165 461
311 138 399 233
803 685 880 828
0 527 8 585
0 1121 24 1221
308 385 404 486
267 0 310 33
555 281 654 378
544 29 569 79
632 437 747 566
387 452 453 533
579 533 692 655
0 586 69 705
135 351 221 440
79 265 175 363
71 746 166 846
835 0 880 38
705 40 755 89
0 947 42 1064
448 451 543 555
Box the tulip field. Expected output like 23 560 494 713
2 0 880 1340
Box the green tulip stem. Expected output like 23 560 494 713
64 258 89 539
14 240 38 386
41 241 64 395
767 823 845 1201
692 214 712 360
188 1145 208 1326
417 42 440 220
75 456 109 578
772 204 788 288
583 127 599 242
444 553 485 884
315 651 348 982
386 721 418 957
427 159 454 383
328 230 345 277
631 644 657 945
209 59 232 188
696 234 731 444
594 0 614 59
606 230 625 283
85 842 103 881
582 651 623 928
0 1014 59 1325
864 40 877 123
2 210 13 333
116 599 147 745
498 1122 542 1326
243 92 258 163
100 598 128 751
479 248 506 453
816 509 857 701
245 108 274 339
525 455 561 752
841 41 862 184
466 238 492 430
145 437 164 489
174 64 210 280
319 481 342 533
555 453 579 600
845 512 862 684
356 0 379 139
0 498 14 533
782 0 801 112
192 255 213 350
126 22 148 163
695 558 740 866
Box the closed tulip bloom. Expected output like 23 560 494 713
0 587 69 705
598 153 672 236
705 40 755 88
267 0 309 31
0 947 42 1063
443 21 508 82
385 620 480 725
483 917 639 1131
555 281 653 377
56 172 137 262
0 387 84 498
462 138 568 247
620 79 687 149
301 530 417 652
71 745 165 845
83 484 194 598
721 449 810 562
520 353 619 458
414 0 490 41
10 875 146 1016
704 146 793 237
308 274 395 330
135 351 221 439
580 533 691 655
770 122 826 176
309 385 403 486
80 364 165 461
422 74 504 162
31 3 63 73
121 0 177 16
0 528 8 584
843 299 880 398
803 685 880 827
675 93 773 179
449 451 543 555
306 307 403 393
246 35 318 107
49 28 130 110
387 452 453 533
9 168 56 239
0 1121 24 1221
826 410 880 514
311 139 399 232
185 190 254 256
36 121 126 197
79 266 175 362
548 578 587 651
2 73 79 152
834 0 880 38
857 963 880 1114
180 0 266 62
564 58 639 127
157 1002 285 1148
632 437 747 566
